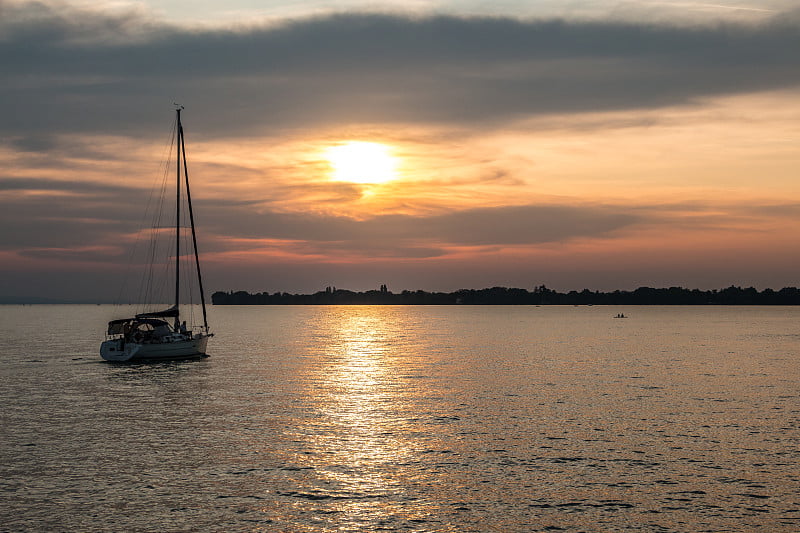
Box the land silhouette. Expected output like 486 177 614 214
212 285 800 305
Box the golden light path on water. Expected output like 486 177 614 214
298 308 427 525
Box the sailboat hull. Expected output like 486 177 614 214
100 335 209 362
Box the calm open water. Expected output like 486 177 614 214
1 304 799 532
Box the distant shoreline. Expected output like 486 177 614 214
211 286 800 306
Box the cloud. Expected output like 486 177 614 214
1 166 791 263
17 246 123 262
0 176 135 195
194 202 639 257
0 174 638 259
7 135 60 153
1 4 799 139
183 199 800 260
0 175 148 250
740 203 800 218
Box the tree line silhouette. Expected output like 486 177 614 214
212 285 800 305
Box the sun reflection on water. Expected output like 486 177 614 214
291 307 432 523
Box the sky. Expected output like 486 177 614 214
1 0 799 302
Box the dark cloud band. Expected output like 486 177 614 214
1 6 799 138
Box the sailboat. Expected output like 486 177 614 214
100 107 212 361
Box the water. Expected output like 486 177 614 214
1 304 799 531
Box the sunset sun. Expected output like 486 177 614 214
325 141 398 184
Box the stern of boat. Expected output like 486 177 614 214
194 333 210 356
100 339 139 362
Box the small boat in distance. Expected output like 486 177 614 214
614 313 627 319
100 107 212 362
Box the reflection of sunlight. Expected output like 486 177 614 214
319 313 404 462
303 308 418 516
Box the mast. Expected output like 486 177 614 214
178 112 210 332
175 108 182 328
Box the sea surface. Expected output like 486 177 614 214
1 304 799 532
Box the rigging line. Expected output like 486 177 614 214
149 118 177 309
142 191 171 310
139 123 176 311
149 178 173 309
117 118 177 310
114 119 178 308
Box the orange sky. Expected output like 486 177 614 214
1 2 799 301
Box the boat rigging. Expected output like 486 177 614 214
100 107 213 361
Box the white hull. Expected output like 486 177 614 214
101 335 209 362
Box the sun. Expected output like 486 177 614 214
325 141 398 184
